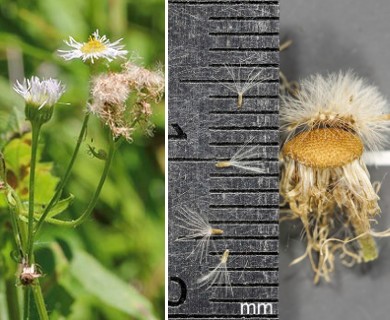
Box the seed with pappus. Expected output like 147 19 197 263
219 65 269 108
197 249 232 295
280 71 390 283
176 206 223 263
216 139 266 174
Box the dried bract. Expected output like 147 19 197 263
19 263 42 286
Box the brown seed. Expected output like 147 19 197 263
282 128 363 169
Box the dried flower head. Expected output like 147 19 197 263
13 76 65 109
89 62 165 140
19 263 42 286
280 71 390 283
58 30 128 63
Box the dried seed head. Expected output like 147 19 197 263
123 62 165 102
282 128 364 169
280 71 390 282
90 73 130 108
90 62 165 140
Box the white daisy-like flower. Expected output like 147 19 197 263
13 76 65 109
58 30 128 63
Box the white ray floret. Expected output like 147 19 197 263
281 71 390 150
13 76 65 109
58 30 128 63
176 206 223 263
197 249 232 295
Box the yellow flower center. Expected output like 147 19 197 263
81 37 106 54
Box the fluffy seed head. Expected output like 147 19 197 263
89 62 165 140
281 71 390 150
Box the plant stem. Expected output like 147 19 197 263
34 112 90 236
23 287 30 320
31 282 49 320
26 123 41 261
352 218 378 262
43 134 118 228
5 278 21 320
9 201 24 256
10 189 28 253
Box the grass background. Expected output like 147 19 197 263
0 0 165 319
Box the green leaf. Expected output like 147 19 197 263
2 133 60 204
3 133 32 174
22 162 60 204
62 251 157 320
34 194 74 219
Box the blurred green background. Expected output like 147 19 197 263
0 0 165 319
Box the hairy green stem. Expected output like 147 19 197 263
23 288 30 320
26 123 41 261
24 123 49 320
9 203 24 256
9 189 28 253
6 278 21 320
32 282 49 320
34 112 90 236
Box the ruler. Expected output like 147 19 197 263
168 1 279 319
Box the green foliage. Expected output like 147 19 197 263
3 133 60 204
0 0 165 319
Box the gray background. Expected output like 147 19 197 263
280 1 390 319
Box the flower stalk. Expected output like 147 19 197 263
42 133 119 228
34 112 90 236
26 122 41 261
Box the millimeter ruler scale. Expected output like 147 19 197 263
168 1 280 319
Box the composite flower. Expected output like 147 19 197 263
58 30 128 63
13 76 65 109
